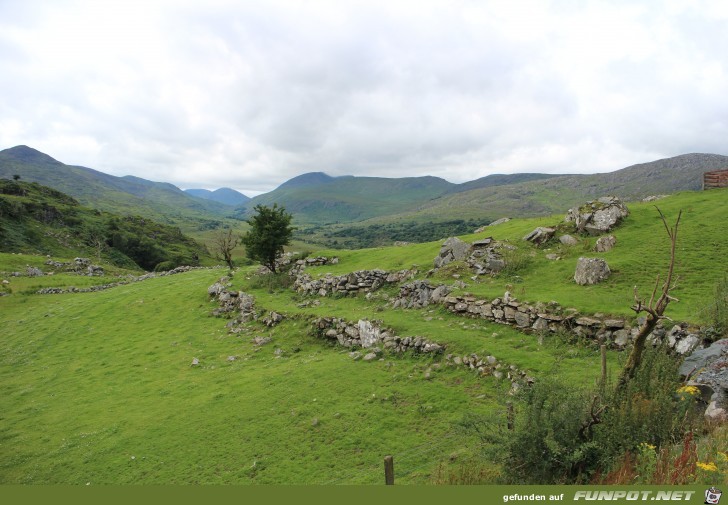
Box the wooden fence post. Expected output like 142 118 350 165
507 402 514 431
600 344 607 385
384 455 394 485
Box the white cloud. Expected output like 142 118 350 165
1 0 727 195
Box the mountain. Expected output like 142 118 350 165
0 146 231 228
375 153 728 223
235 173 455 224
185 187 250 206
0 178 209 270
447 172 563 194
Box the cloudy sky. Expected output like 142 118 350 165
1 0 727 195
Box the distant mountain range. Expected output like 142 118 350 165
184 187 250 206
2 145 727 233
0 146 234 229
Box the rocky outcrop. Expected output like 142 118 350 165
574 257 611 285
432 236 506 275
679 339 728 424
434 237 472 268
293 269 416 297
208 278 257 322
523 227 556 246
565 196 629 235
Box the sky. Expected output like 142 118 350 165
1 0 727 196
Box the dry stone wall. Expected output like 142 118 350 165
293 268 416 297
392 281 702 353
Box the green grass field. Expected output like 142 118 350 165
1 188 725 484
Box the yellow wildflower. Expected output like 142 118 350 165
697 461 718 472
676 385 699 396
639 442 656 451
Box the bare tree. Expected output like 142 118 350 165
214 228 239 269
617 207 682 389
89 233 107 262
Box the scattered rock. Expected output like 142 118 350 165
545 254 560 261
363 352 378 362
191 358 200 366
523 227 555 246
559 234 579 246
26 266 44 277
595 235 617 253
253 336 272 346
642 195 667 202
574 257 611 285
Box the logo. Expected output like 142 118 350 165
706 487 722 505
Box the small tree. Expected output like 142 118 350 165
12 174 21 181
213 228 240 269
241 204 293 273
617 207 682 390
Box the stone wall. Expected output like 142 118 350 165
35 266 206 295
392 281 702 353
293 268 416 297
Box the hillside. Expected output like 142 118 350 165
0 179 210 270
400 153 728 222
0 146 232 230
185 187 250 206
2 187 725 484
235 173 455 224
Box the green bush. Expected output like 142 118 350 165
468 346 700 484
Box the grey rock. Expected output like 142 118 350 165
704 401 727 423
595 235 617 252
191 358 200 366
363 352 378 362
523 227 556 246
434 237 472 268
679 339 727 377
574 257 611 285
675 335 701 355
559 234 579 246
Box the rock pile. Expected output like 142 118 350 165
565 196 629 235
434 237 472 268
293 269 416 297
433 236 506 274
392 280 451 309
313 317 444 354
523 227 556 246
208 277 257 322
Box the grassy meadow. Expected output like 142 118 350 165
1 188 726 484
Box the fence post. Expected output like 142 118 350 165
507 402 514 431
600 344 607 385
384 455 394 485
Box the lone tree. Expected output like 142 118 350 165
241 204 293 273
213 228 240 270
617 207 682 390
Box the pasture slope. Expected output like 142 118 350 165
1 187 726 484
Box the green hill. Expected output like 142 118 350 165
0 179 210 270
185 187 250 206
0 146 233 231
1 186 725 484
235 173 455 224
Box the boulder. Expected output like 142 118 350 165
565 196 629 235
559 234 579 246
679 339 727 377
358 319 382 348
26 266 44 277
434 237 472 268
574 257 611 285
595 235 617 252
523 227 555 246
